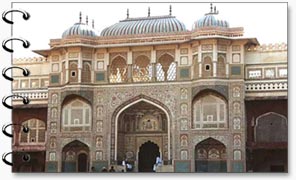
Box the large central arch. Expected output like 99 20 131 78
111 95 172 163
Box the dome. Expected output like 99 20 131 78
62 22 98 38
101 15 187 37
193 4 229 29
195 14 229 28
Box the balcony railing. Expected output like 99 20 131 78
12 89 48 100
245 80 288 92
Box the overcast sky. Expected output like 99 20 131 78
12 2 287 58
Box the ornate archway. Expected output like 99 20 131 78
62 140 89 172
195 137 227 172
112 95 172 167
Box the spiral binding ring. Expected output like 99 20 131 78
1 8 32 168
2 9 30 24
2 152 31 166
2 66 30 81
2 152 13 166
2 37 30 53
2 124 29 138
2 95 30 109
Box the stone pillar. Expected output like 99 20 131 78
213 62 217 77
78 52 82 83
213 43 217 77
175 47 180 63
151 49 156 63
226 63 229 77
57 147 62 172
198 45 202 78
91 53 95 83
151 63 156 81
240 44 244 64
127 51 133 82
151 49 157 81
188 47 193 79
199 63 202 78
65 53 69 83
105 52 110 82
127 64 133 82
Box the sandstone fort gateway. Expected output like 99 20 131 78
11 3 287 172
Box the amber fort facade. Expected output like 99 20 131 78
11 4 287 172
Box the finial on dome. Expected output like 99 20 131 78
127 8 129 19
210 3 213 13
206 3 219 15
148 7 150 17
79 12 82 23
92 19 94 28
169 5 172 16
214 6 219 14
86 15 88 25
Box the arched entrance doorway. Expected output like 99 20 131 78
138 141 160 172
77 153 88 172
195 138 227 172
114 97 170 171
62 140 89 172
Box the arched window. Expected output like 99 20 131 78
217 55 226 77
19 119 45 144
202 55 213 78
255 112 287 142
69 61 78 83
109 56 127 83
193 93 227 129
132 55 152 82
156 53 176 81
62 99 92 131
82 61 91 83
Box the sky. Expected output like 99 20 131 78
11 2 287 58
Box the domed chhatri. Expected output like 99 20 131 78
101 6 187 37
194 3 229 29
62 12 98 38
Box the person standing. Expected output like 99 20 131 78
109 166 116 172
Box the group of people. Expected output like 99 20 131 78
90 166 116 172
101 166 116 172
90 156 163 172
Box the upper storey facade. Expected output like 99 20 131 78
12 4 287 104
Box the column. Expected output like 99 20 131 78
127 51 133 82
226 44 231 78
91 52 95 83
151 49 156 63
226 63 229 78
78 52 82 83
151 49 157 81
213 43 217 77
188 47 193 79
151 63 156 81
65 53 69 83
198 45 202 78
175 47 180 81
127 64 133 82
105 52 109 82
